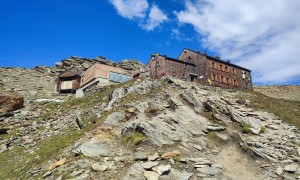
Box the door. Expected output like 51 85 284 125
189 74 198 82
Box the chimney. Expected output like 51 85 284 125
215 56 220 59
227 60 230 63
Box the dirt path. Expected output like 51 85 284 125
216 144 264 180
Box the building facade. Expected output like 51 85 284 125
80 63 131 87
146 49 253 90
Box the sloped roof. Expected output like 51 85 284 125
182 48 251 72
59 67 83 78
163 56 196 66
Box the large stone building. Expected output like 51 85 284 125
145 48 253 90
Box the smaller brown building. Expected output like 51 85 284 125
56 67 83 93
80 63 131 87
146 49 253 90
75 63 132 97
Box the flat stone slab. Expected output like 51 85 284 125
74 139 108 157
144 171 159 180
284 164 298 173
142 161 159 170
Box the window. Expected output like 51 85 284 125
232 68 236 74
225 66 228 72
156 60 160 67
242 71 246 79
234 80 237 86
211 62 215 69
220 64 223 71
221 76 224 83
213 74 216 81
227 78 230 84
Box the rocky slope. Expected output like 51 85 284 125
0 72 299 179
254 85 300 102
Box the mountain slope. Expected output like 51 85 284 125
0 75 299 179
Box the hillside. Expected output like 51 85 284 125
0 66 299 179
254 85 300 102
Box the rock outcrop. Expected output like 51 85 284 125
54 56 144 73
0 93 24 113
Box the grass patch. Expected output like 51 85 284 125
259 126 266 134
243 91 300 129
122 132 147 146
242 125 251 134
0 130 83 179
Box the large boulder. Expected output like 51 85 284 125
0 93 24 113
73 138 108 157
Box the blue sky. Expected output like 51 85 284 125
0 0 299 85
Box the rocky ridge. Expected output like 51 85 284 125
54 56 144 73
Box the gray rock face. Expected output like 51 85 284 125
104 112 124 126
153 165 171 175
169 168 194 180
123 163 145 180
74 139 108 157
142 161 159 170
276 167 283 175
105 88 128 111
0 144 8 153
122 98 208 146
143 171 159 180
135 152 148 161
196 166 221 176
178 171 194 180
92 163 108 172
284 164 298 173
148 153 160 161
180 90 202 112
215 133 228 141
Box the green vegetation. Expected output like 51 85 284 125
242 125 251 133
122 132 147 146
243 91 300 129
259 126 266 134
241 144 249 151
